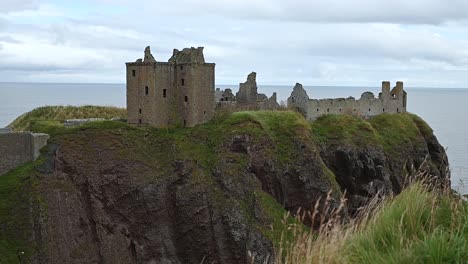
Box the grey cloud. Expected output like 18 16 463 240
0 0 40 13
131 0 468 25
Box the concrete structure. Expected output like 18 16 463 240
288 81 407 120
0 132 49 175
126 46 215 127
216 72 279 111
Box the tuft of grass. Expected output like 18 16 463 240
274 180 468 264
9 105 126 131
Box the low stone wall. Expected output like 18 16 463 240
0 132 49 175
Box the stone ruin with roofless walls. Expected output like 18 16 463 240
126 46 407 127
288 81 407 120
126 46 215 128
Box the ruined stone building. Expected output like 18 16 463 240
215 72 279 111
288 81 407 120
126 46 215 127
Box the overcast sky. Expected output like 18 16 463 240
1 0 468 87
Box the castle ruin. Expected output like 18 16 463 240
126 46 406 127
126 46 215 127
288 81 407 120
215 72 279 111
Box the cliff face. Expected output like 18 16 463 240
0 111 449 264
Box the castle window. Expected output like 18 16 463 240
181 79 185 86
183 120 186 127
369 108 371 111
317 109 319 111
339 109 342 112
327 108 330 112
180 66 183 70
163 89 167 98
145 86 149 95
185 96 188 102
139 119 142 124
397 108 400 113
354 109 356 111
139 108 142 114
383 108 385 112
132 70 136 77
204 111 207 115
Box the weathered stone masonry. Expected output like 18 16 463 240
288 81 407 120
126 46 215 128
0 132 49 175
215 72 279 111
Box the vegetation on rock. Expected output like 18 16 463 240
0 107 455 263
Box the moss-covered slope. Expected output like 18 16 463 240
0 109 450 264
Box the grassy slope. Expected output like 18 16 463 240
8 105 126 131
344 183 468 264
1 106 458 262
0 162 39 263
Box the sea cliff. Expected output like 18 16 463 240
0 108 450 263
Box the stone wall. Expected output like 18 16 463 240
0 132 49 175
288 82 407 120
216 72 279 112
126 46 215 128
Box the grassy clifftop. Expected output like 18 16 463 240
9 105 126 131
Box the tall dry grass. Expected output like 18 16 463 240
270 171 467 264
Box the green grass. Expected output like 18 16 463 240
311 113 429 156
344 184 467 264
277 182 468 263
0 162 38 264
9 105 126 131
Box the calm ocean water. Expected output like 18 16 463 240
0 82 467 194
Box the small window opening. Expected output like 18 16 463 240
132 70 136 77
339 109 342 112
145 86 149 95
185 96 188 102
163 89 167 98
139 109 142 114
204 111 207 115
353 109 356 111
383 108 385 112
139 119 142 124
317 109 319 111
181 79 185 86
397 108 400 113
183 120 186 127
369 108 371 112
180 66 183 70
327 108 330 112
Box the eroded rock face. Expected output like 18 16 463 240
23 113 449 264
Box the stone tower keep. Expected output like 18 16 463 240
126 46 215 127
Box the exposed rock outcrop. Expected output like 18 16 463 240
1 112 449 264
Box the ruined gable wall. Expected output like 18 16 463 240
0 133 49 175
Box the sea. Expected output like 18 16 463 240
0 82 467 194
